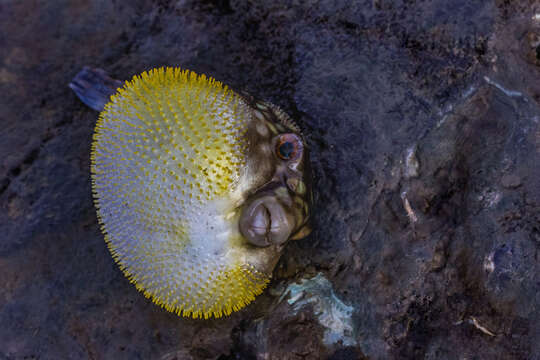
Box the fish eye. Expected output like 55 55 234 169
276 134 302 161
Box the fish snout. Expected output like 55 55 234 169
239 191 295 247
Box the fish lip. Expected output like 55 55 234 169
239 192 294 247
249 226 283 231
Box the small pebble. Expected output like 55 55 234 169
500 174 521 189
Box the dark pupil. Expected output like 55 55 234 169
278 142 295 159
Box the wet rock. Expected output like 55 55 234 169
500 174 522 189
1 0 539 359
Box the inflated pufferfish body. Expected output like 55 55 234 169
72 67 311 319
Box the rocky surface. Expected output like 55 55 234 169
1 0 539 359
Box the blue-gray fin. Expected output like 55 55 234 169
69 67 123 111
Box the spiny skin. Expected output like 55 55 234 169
91 67 270 319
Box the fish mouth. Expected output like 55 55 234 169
239 192 295 247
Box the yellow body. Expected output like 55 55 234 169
91 67 269 319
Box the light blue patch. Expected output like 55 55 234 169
280 273 356 346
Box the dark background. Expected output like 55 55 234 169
1 1 539 359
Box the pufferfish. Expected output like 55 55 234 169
69 66 312 319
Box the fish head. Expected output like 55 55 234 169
231 98 312 274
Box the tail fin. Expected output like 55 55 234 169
69 67 123 111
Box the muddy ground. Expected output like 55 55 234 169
1 1 539 359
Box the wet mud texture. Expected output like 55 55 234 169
1 1 539 359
